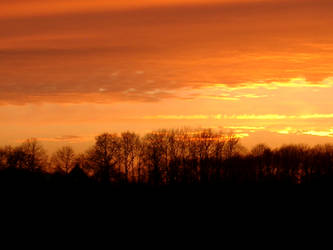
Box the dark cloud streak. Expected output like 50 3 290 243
1 0 333 105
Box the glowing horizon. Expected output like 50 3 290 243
1 0 333 153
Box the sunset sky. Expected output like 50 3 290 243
1 0 333 152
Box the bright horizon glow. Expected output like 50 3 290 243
1 0 333 153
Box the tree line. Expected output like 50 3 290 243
1 128 333 186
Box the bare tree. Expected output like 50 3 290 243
20 138 47 172
0 146 12 169
51 146 75 175
88 133 121 183
143 130 168 186
224 133 240 159
120 131 140 183
251 144 270 158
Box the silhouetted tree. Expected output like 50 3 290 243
0 146 11 169
87 133 121 184
2 127 333 186
51 146 75 175
120 132 140 183
143 130 168 186
20 138 47 172
224 133 240 159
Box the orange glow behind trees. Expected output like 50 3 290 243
1 0 333 151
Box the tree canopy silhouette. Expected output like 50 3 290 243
1 129 333 187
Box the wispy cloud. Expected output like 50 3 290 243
1 1 333 105
144 113 333 120
2 0 333 148
16 135 94 143
211 77 333 91
276 127 333 138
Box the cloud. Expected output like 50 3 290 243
16 135 94 143
1 0 241 19
144 113 333 120
276 127 333 138
1 0 333 105
207 77 333 91
144 115 209 120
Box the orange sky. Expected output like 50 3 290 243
1 0 333 153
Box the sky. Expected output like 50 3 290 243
1 0 333 153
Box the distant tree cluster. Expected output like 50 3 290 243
1 128 333 186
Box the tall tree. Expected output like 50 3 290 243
143 131 167 186
120 132 140 183
20 138 47 172
88 133 121 183
51 146 75 175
